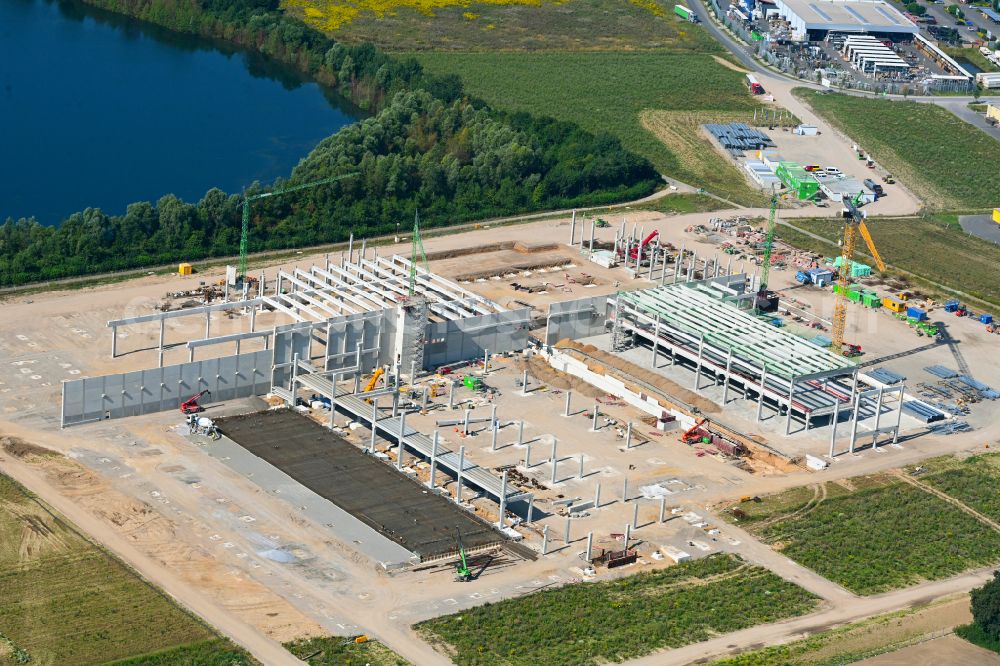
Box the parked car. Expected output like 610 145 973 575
824 167 842 175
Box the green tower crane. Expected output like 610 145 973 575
408 210 428 296
238 172 358 284
754 190 780 313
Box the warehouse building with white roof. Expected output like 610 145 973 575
773 0 918 41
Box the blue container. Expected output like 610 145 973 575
944 300 959 312
906 306 928 321
981 314 994 324
795 271 809 284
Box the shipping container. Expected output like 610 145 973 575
178 262 193 276
906 306 928 321
674 4 696 21
883 296 906 312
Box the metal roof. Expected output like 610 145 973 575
776 0 918 32
618 282 856 380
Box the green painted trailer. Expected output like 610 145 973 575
674 4 695 20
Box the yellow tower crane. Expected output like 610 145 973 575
831 192 886 355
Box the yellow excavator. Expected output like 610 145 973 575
363 367 384 403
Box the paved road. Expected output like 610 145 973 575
927 98 1000 140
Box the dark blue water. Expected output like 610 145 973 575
0 0 361 225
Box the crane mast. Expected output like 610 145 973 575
831 192 887 355
754 189 780 313
238 172 358 284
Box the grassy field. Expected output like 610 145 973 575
104 639 257 665
712 596 971 665
417 553 818 665
794 89 1000 210
723 474 1000 595
413 51 778 206
0 473 234 665
282 0 721 51
285 636 409 665
776 215 1000 309
920 454 1000 523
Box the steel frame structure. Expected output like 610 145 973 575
615 282 859 430
107 254 505 364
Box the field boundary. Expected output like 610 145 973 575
897 471 1000 534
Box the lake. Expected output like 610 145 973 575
0 0 362 225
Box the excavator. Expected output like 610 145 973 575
363 367 384 393
180 390 210 415
455 527 472 582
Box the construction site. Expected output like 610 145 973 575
4 188 1000 664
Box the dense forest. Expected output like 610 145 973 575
0 0 659 287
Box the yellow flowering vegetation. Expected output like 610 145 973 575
283 0 551 31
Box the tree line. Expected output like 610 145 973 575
0 0 660 287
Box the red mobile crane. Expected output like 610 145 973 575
618 230 660 264
180 390 211 415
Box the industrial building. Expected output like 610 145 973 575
842 35 909 74
772 0 918 41
609 280 860 431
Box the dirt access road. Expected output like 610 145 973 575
0 452 306 666
624 565 996 666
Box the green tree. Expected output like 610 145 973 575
971 571 1000 640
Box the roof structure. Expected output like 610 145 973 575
775 0 918 34
618 281 856 380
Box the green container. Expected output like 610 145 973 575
862 291 880 307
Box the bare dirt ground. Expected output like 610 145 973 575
859 633 1000 666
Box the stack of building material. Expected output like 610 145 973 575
704 123 774 156
869 367 906 385
902 400 947 423
924 365 958 379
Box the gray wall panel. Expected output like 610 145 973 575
545 295 610 345
62 349 274 427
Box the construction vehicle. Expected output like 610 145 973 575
594 218 610 228
340 635 369 646
455 527 472 582
237 173 358 285
831 193 887 355
841 343 863 358
617 230 660 264
363 367 385 393
180 390 210 415
681 418 709 444
754 190 780 313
